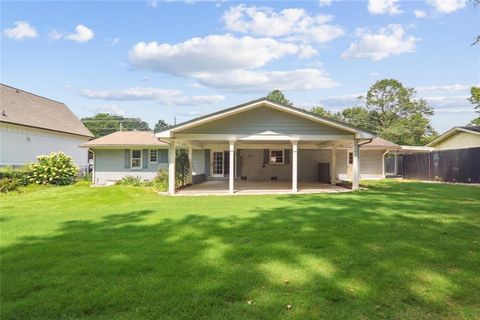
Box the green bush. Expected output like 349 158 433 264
175 151 190 187
0 178 21 193
0 166 31 186
29 152 79 185
116 176 143 186
153 169 168 191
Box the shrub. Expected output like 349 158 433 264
116 176 143 186
153 169 168 191
0 178 21 193
0 166 31 186
175 151 190 187
29 152 79 185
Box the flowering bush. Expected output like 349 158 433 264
29 152 79 185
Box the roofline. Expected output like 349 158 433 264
426 126 480 146
80 144 168 148
156 97 376 139
0 120 94 138
1 83 67 106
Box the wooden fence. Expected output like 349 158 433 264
402 147 480 183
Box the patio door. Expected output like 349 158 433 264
212 151 224 177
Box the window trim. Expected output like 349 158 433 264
269 149 284 165
131 149 142 169
149 149 158 163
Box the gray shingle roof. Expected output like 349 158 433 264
0 84 93 137
81 131 168 147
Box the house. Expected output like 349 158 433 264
0 84 93 169
426 126 480 150
83 98 402 194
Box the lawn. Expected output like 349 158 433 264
1 181 479 319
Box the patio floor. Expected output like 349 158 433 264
176 180 350 195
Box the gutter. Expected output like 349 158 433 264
358 139 373 146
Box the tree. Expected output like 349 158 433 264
310 106 334 118
81 113 151 138
154 119 170 133
266 89 293 106
365 79 436 145
336 106 376 132
468 86 480 125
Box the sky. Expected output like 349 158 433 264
1 0 479 133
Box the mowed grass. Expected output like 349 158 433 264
1 181 479 320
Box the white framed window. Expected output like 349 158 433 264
149 150 158 163
270 150 284 164
348 151 353 165
131 150 142 169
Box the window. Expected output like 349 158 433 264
348 152 353 165
270 150 284 164
131 150 142 169
149 150 158 163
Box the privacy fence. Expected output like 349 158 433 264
401 147 480 183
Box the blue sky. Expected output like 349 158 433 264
2 0 479 133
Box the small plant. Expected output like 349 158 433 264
153 169 169 191
0 178 21 193
116 176 143 186
175 151 190 187
29 152 79 185
0 166 31 186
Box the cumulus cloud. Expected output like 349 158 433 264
128 34 314 75
3 21 37 39
368 0 402 15
414 10 427 18
87 104 125 116
50 25 94 43
195 68 338 92
81 87 225 106
427 0 467 13
222 5 344 43
416 84 473 93
342 24 418 61
318 0 333 6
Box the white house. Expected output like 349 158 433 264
83 98 401 194
0 84 93 169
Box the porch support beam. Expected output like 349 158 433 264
352 139 360 191
168 141 176 195
188 145 193 185
229 140 235 194
292 140 298 193
331 146 336 186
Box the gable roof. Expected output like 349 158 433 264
426 126 480 147
364 137 400 149
0 84 93 138
81 131 168 148
156 98 376 139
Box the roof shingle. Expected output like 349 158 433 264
81 131 168 147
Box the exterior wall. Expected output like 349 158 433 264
93 149 168 185
192 149 205 175
298 149 332 182
178 106 348 136
0 122 89 168
431 132 480 150
336 149 385 180
238 149 292 181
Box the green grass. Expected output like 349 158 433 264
1 180 479 319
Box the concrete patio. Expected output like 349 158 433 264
176 180 350 196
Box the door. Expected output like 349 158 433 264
212 151 224 177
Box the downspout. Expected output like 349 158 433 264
382 149 389 177
91 149 96 184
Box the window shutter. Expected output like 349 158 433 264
284 149 290 164
158 149 168 163
263 149 270 165
124 149 130 169
142 149 148 169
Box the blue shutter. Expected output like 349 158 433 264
142 149 148 169
124 149 130 169
158 149 168 163
263 149 270 165
284 149 290 164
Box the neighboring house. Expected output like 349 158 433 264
84 98 401 193
0 84 93 169
426 126 480 150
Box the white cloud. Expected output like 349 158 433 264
3 21 38 39
81 87 225 106
147 0 158 8
369 72 380 76
110 37 119 45
422 95 469 107
195 68 338 92
427 0 467 13
50 25 94 43
416 84 472 93
222 5 344 43
368 0 402 15
87 104 125 116
342 24 418 61
414 10 427 18
128 34 314 75
318 0 333 6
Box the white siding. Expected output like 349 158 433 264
0 122 89 167
192 149 205 175
336 149 385 180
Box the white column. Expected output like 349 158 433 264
394 153 398 176
168 141 176 195
292 141 298 193
331 146 337 186
352 139 360 190
188 145 193 185
229 140 235 194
